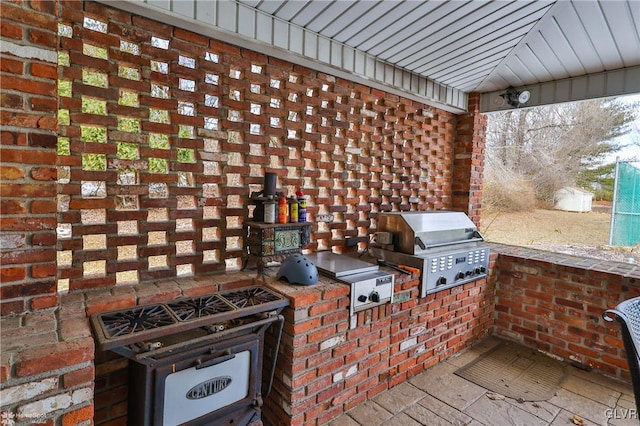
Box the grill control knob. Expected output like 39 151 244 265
369 291 380 303
357 295 368 303
480 267 486 273
456 272 465 280
474 267 481 275
465 271 472 277
437 276 447 286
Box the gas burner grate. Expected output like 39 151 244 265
99 305 176 338
167 295 234 321
91 285 289 352
220 287 282 309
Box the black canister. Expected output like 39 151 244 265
264 173 277 197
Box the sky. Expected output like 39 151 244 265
608 94 640 163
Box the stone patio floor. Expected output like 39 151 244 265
328 337 637 426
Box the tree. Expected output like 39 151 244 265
485 98 639 207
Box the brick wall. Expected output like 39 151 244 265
452 92 487 224
492 244 640 382
50 0 465 296
1 0 484 306
1 2 94 425
0 0 60 316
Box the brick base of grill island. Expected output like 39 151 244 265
258 254 495 426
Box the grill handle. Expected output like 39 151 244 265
417 236 484 250
195 350 235 369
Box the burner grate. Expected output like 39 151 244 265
221 287 282 309
167 295 234 321
91 285 289 352
99 305 176 338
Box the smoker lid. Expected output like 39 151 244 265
377 211 482 254
383 211 477 233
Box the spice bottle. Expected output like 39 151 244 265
278 196 287 224
289 197 299 223
296 190 307 222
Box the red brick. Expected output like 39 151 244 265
0 75 56 96
0 266 26 282
62 405 94 426
85 296 137 316
0 20 23 40
0 130 22 145
309 299 338 316
601 354 630 369
63 365 95 388
556 297 583 310
291 317 321 334
30 167 57 181
0 280 55 299
1 299 25 316
0 147 57 164
31 231 56 246
29 96 58 111
289 289 322 308
2 2 57 30
32 263 57 278
0 165 25 179
30 199 56 213
1 92 24 109
567 343 600 359
17 337 95 377
0 361 9 383
173 27 210 47
31 0 58 14
28 28 57 48
31 294 59 310
29 133 57 149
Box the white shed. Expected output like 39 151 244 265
554 187 593 212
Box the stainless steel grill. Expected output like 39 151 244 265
370 211 489 297
90 285 289 426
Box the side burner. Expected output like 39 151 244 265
167 294 234 321
90 285 289 352
221 286 284 308
99 304 177 338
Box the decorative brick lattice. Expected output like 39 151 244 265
56 2 456 292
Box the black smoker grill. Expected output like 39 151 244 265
369 211 490 297
90 286 289 426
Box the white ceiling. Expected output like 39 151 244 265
109 0 640 112
242 0 639 92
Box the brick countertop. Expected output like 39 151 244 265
0 259 411 380
486 242 640 280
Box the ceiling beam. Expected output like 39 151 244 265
479 65 640 113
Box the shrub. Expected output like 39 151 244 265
483 167 536 212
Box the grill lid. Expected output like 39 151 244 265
377 211 483 255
